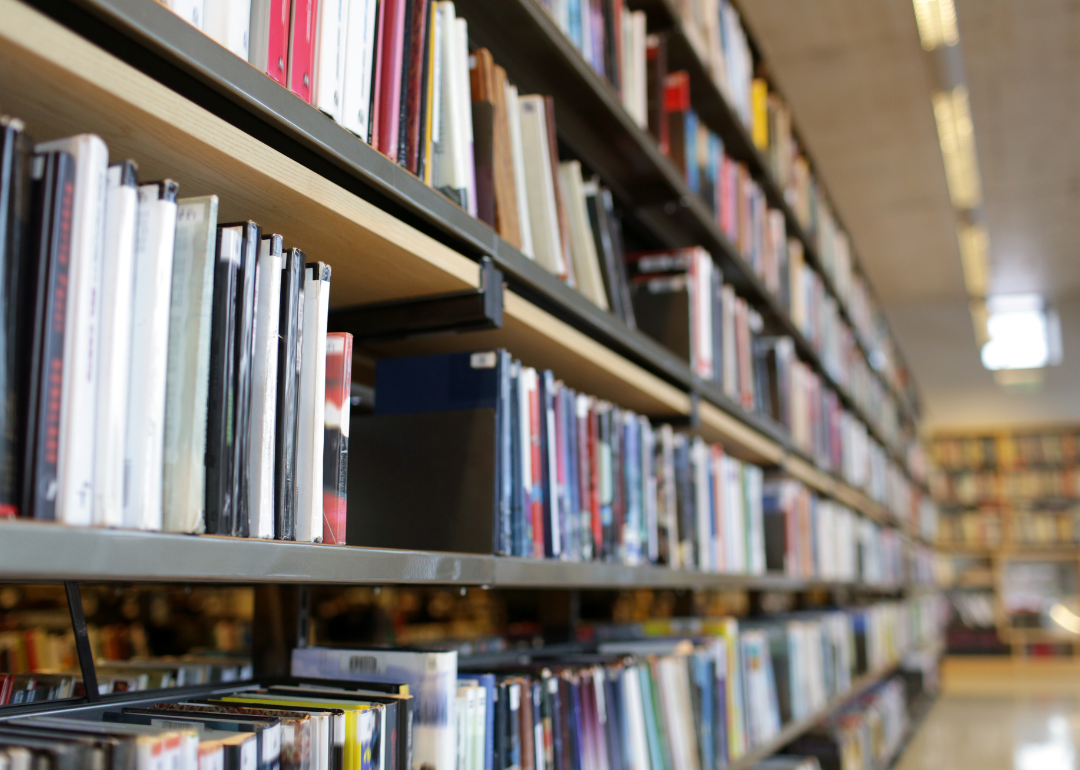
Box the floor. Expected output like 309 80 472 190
895 657 1080 770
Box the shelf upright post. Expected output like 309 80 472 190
63 582 100 703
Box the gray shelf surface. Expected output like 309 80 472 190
0 521 923 591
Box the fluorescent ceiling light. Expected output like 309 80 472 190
912 0 959 50
980 294 1062 371
957 223 989 297
933 87 982 210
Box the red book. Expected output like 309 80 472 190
0 675 13 705
322 332 352 545
663 70 691 113
369 0 388 149
250 0 290 87
375 0 408 160
588 404 602 553
529 374 545 558
287 0 318 103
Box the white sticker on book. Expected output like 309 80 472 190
470 351 497 369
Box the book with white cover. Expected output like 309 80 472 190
35 134 109 527
556 160 607 310
204 0 252 59
248 235 284 539
454 17 477 217
503 83 533 259
516 96 566 277
124 181 179 531
692 436 711 571
296 262 330 542
93 161 138 527
162 195 219 534
341 0 378 140
162 0 205 28
314 0 349 123
433 2 469 209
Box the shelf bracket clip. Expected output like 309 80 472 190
329 256 504 343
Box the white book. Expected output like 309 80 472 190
454 18 477 217
124 181 179 531
517 95 566 277
296 262 331 542
163 195 219 534
503 83 534 259
621 666 652 770
640 416 658 564
723 455 744 573
162 0 205 29
314 0 349 123
434 3 469 208
341 0 377 139
721 283 737 397
204 0 251 59
557 161 608 310
631 11 648 128
248 235 284 539
36 134 109 527
745 463 765 574
93 162 139 527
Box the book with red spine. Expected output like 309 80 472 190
527 367 545 558
322 331 352 544
249 0 291 87
375 0 407 161
369 0 388 149
287 0 318 103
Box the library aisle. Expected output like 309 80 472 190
897 659 1080 770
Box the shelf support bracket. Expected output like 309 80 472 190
64 581 100 703
328 257 504 343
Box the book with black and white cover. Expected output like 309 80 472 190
226 220 262 537
204 0 252 59
249 234 284 539
275 248 305 541
124 180 179 532
93 160 138 528
205 227 242 535
163 195 219 534
35 134 109 527
296 262 330 542
23 149 75 522
516 96 565 278
0 117 32 519
342 0 378 141
314 0 348 123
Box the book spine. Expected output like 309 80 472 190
249 235 284 539
288 0 318 103
376 0 406 160
297 262 331 542
163 195 219 534
26 151 75 521
275 247 305 540
322 331 352 544
0 120 32 518
230 221 262 538
314 0 346 121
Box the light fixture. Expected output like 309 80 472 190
912 0 959 50
1050 603 1080 635
957 222 989 297
933 86 982 210
980 294 1062 372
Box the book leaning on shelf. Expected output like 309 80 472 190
0 118 352 542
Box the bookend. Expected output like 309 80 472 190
328 256 504 342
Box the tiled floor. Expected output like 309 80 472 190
895 657 1080 770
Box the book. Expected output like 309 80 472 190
375 0 407 161
297 262 331 542
249 0 291 87
323 331 353 544
22 149 75 522
275 247 306 540
516 96 566 278
341 0 379 142
35 134 109 528
288 0 319 104
314 0 347 121
249 235 284 539
228 221 262 537
504 83 534 259
204 0 252 59
556 161 607 310
0 117 32 519
162 0 205 28
162 195 220 534
93 161 138 528
433 3 472 210
124 180 179 532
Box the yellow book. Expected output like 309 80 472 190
422 1 438 186
751 78 769 150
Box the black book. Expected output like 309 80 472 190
609 406 624 563
23 149 74 522
0 117 32 518
539 369 557 559
275 247 306 540
205 226 242 534
673 434 695 568
583 185 624 322
224 220 262 537
396 0 415 169
603 191 635 330
414 0 434 180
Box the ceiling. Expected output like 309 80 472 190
737 0 1080 433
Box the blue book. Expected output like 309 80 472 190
375 350 505 414
685 111 700 194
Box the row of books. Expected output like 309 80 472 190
937 507 1080 548
161 0 641 328
0 122 352 541
936 511 1003 549
932 432 1080 471
662 1 913 406
788 677 908 770
293 597 941 770
932 468 1080 506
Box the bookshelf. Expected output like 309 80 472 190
0 0 942 760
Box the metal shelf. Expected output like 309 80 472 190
0 521 931 590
